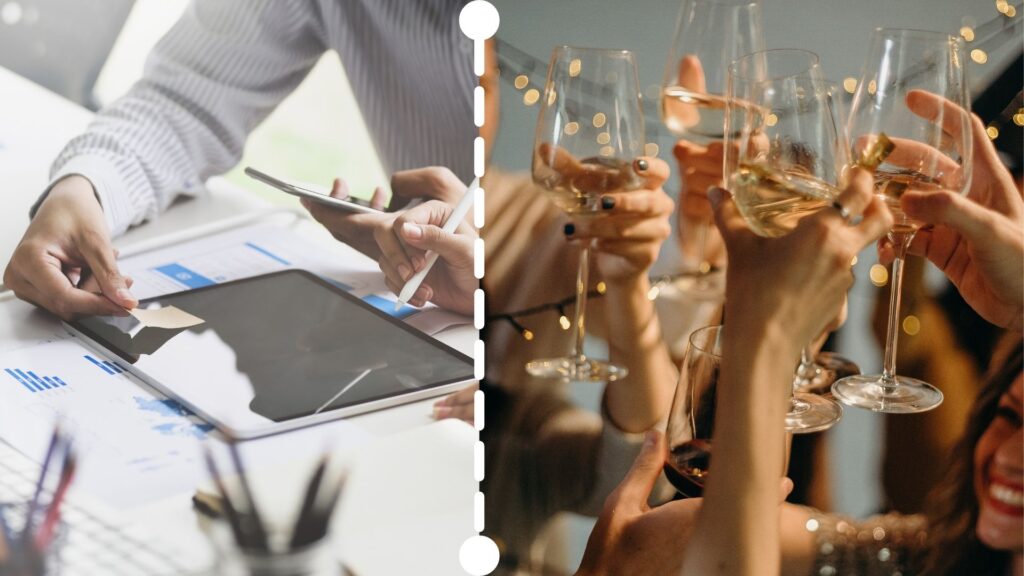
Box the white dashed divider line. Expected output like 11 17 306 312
458 2 500 575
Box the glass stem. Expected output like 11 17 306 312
696 217 709 274
881 232 913 387
572 245 590 362
795 347 817 391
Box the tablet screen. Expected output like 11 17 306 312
69 271 474 433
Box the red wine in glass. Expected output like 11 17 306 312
663 439 711 498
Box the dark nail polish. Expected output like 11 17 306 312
601 196 615 210
636 159 649 172
564 223 575 236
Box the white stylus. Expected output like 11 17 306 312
395 178 478 310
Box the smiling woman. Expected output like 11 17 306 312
925 339 1023 575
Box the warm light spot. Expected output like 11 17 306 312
644 142 660 157
599 145 615 157
699 261 712 274
647 285 661 301
869 264 889 286
986 125 999 140
596 281 607 294
547 88 557 106
996 0 1009 13
1006 5 1017 17
514 74 529 90
765 113 778 127
960 26 975 41
850 255 858 267
867 80 877 95
522 329 534 341
523 88 540 106
1013 113 1024 127
971 49 988 64
564 121 580 135
592 112 607 128
569 58 582 77
902 315 921 336
559 315 571 330
596 131 611 145
843 77 857 93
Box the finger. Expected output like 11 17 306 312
383 272 431 307
634 157 670 190
570 216 671 242
709 186 752 244
673 139 708 164
391 167 465 205
435 384 478 407
12 254 125 319
779 477 794 502
855 135 961 186
682 174 722 196
677 54 707 93
433 402 474 424
374 224 415 282
680 191 713 220
400 222 475 267
76 230 136 309
329 178 350 199
830 166 874 221
370 187 388 211
905 89 969 139
851 195 895 248
612 430 666 510
878 236 897 265
597 189 674 217
904 188 999 239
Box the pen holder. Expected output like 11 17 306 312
207 523 339 576
0 502 65 576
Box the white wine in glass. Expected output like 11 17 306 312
832 28 972 414
527 47 646 383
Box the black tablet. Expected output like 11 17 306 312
65 270 475 438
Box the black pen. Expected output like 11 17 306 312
202 447 247 548
227 442 269 551
289 455 330 549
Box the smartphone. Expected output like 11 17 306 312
244 167 385 215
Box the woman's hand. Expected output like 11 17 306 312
564 157 674 284
432 383 477 425
576 430 794 576
715 166 894 348
673 140 728 269
879 91 1024 331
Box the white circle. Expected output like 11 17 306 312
1 2 24 25
458 1 499 41
459 535 500 575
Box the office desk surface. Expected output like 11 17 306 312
0 67 476 575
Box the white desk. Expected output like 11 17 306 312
0 66 476 575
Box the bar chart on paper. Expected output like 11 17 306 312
4 367 68 392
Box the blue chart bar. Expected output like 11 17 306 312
4 369 35 392
245 242 291 266
362 294 418 319
84 355 115 375
154 263 215 289
102 361 122 373
27 371 50 390
4 368 68 393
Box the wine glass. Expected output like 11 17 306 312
832 29 972 413
724 49 846 433
660 0 764 299
528 47 646 382
664 324 722 498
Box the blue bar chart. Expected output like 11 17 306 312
83 355 125 375
4 367 68 393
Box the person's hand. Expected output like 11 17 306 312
4 175 137 320
379 200 475 314
564 157 674 284
575 430 793 576
878 91 1024 331
303 166 466 261
432 383 477 425
714 166 894 348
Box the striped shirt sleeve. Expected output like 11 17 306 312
42 0 327 235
